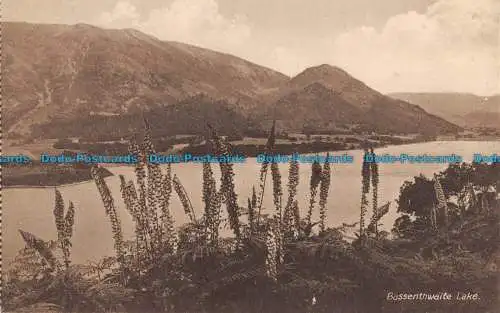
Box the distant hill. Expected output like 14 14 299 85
3 22 461 139
389 93 500 129
285 64 381 109
266 65 461 135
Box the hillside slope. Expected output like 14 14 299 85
267 65 461 135
33 95 260 140
3 22 288 136
389 93 500 129
4 22 461 139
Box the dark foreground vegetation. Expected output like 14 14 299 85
4 122 499 313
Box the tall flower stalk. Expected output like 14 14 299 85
91 166 125 266
247 187 257 234
270 162 284 264
359 149 371 237
143 121 164 248
370 148 379 236
161 164 177 252
203 162 222 246
306 161 323 233
50 189 76 270
120 175 147 264
256 121 276 227
61 202 75 269
265 221 278 282
271 163 283 223
120 121 179 260
283 158 299 238
208 125 241 242
433 174 448 227
318 155 331 234
173 175 196 222
54 189 66 245
128 139 155 255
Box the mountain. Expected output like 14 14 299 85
389 93 500 129
270 82 366 130
267 65 461 134
3 22 287 137
4 22 461 140
286 64 381 108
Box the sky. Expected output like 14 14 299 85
4 0 500 95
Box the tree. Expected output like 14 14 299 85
393 163 500 239
397 174 436 217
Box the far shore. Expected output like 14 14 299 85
4 139 497 189
3 180 96 189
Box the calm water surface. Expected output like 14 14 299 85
4 141 499 266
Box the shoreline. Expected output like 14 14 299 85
4 140 496 188
2 176 117 189
3 168 114 189
2 179 97 189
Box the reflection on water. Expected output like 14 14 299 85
4 141 499 265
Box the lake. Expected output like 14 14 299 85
4 141 499 266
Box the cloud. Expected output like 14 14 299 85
97 0 251 55
329 0 500 95
96 0 499 95
98 1 140 28
145 0 251 50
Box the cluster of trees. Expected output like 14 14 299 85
4 123 498 313
394 162 499 240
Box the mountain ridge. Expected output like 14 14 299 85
3 21 288 136
266 65 460 134
389 92 500 129
4 21 461 139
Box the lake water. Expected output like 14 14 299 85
4 141 499 266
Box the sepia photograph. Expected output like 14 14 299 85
1 0 499 312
